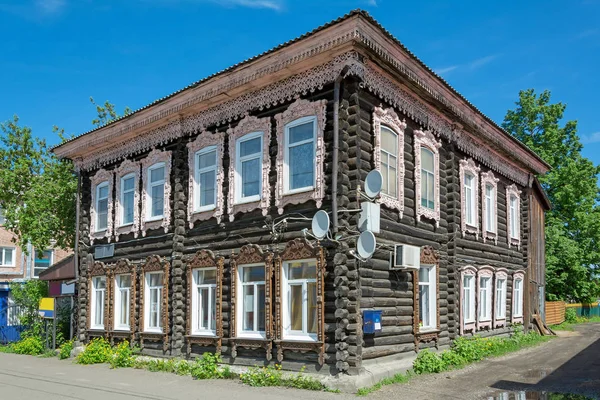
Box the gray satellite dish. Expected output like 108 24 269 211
311 210 330 240
364 170 383 198
357 230 376 259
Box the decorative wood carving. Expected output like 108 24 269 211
114 160 141 241
413 246 440 352
459 266 477 336
227 115 272 221
493 268 508 329
481 171 500 244
459 158 481 238
187 132 225 227
414 129 442 227
141 149 172 237
476 266 495 331
185 250 224 355
230 244 274 360
139 255 170 352
372 106 407 218
89 169 114 244
87 262 110 337
511 270 526 325
274 98 327 214
506 184 522 248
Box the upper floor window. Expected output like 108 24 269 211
141 149 171 236
380 127 399 197
147 163 165 220
144 272 163 332
282 260 318 340
510 196 518 238
464 173 476 225
0 247 15 267
91 276 106 330
419 264 437 331
237 264 266 338
506 184 522 246
90 169 114 243
96 181 109 231
460 158 480 237
414 129 442 226
236 132 263 203
120 174 135 226
114 274 131 330
195 146 218 211
421 148 435 209
485 184 495 231
285 116 316 193
192 268 217 335
33 250 53 277
481 171 499 243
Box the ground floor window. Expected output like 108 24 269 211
7 293 23 326
91 276 106 329
418 265 437 330
513 276 524 318
495 277 507 320
114 274 131 330
478 276 492 322
237 264 266 338
144 272 163 332
463 274 475 325
192 268 217 335
282 259 317 340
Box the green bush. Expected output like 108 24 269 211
0 345 15 353
240 365 283 387
413 349 446 374
109 340 135 369
76 338 112 365
59 339 74 360
565 308 578 323
13 336 44 356
440 350 466 368
191 353 233 379
284 368 327 391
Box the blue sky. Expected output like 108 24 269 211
1 0 599 166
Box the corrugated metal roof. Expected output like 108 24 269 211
52 9 550 170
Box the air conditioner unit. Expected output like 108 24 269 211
390 244 420 270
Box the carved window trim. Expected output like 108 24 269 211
511 270 525 324
139 255 170 352
187 132 225 227
230 244 274 360
90 169 114 244
274 98 327 215
506 184 522 248
476 266 495 331
481 171 499 244
185 250 224 355
114 160 140 241
274 238 326 365
460 158 480 238
493 268 508 328
373 106 407 217
87 261 110 334
459 265 477 335
413 246 440 352
227 115 271 221
414 129 442 227
109 259 137 343
141 149 172 236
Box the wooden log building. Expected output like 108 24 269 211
53 10 550 376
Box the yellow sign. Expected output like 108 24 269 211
38 297 55 319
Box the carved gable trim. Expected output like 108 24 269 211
459 265 477 336
114 159 141 241
476 266 495 331
481 171 500 244
89 169 114 244
141 149 172 237
459 158 481 238
274 98 327 214
187 132 225 227
506 184 522 248
227 115 272 221
414 129 441 226
373 106 407 217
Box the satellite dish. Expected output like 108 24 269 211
357 231 376 259
364 170 383 198
311 210 330 240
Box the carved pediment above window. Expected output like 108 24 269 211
280 238 319 261
112 259 134 275
233 244 270 266
187 249 220 270
420 245 439 265
89 261 108 277
142 255 169 273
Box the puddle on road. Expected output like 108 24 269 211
487 391 594 399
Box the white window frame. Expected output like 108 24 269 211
95 181 109 232
418 264 437 331
0 247 16 267
485 184 495 231
478 276 492 322
119 173 136 227
464 173 476 225
459 158 480 237
91 276 106 330
114 274 131 331
194 146 218 213
506 184 522 247
495 277 507 320
146 162 166 222
414 129 442 226
513 276 524 319
481 171 499 244
236 263 266 340
144 272 164 333
283 115 317 195
235 132 263 204
7 293 22 327
281 259 318 342
463 275 475 324
191 267 217 336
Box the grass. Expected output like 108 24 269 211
551 316 600 332
356 371 412 396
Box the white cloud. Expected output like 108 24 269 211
434 65 459 75
365 0 377 6
35 0 66 15
468 54 500 70
581 132 600 144
217 0 283 10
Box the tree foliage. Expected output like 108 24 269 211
90 97 132 128
503 89 600 303
9 279 48 337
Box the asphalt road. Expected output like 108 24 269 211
0 324 598 399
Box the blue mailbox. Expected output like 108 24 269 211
363 310 382 334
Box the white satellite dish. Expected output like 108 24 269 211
357 230 376 259
311 210 330 240
364 170 383 199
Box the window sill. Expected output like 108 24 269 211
117 223 134 228
143 329 163 334
113 327 130 332
284 186 314 196
281 334 318 342
234 196 261 205
93 229 107 234
193 206 216 214
236 332 267 340
478 318 492 322
190 331 217 337
417 328 439 334
89 327 105 331
145 216 164 223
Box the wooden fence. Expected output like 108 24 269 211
545 301 566 325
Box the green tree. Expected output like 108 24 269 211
90 97 132 128
503 89 600 303
8 279 48 338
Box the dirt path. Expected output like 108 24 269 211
367 323 600 399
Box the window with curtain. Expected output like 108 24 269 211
239 265 266 336
463 275 475 324
236 133 263 203
147 164 165 219
145 272 163 332
91 276 106 329
120 174 135 226
283 260 317 339
114 274 131 330
195 147 217 211
485 184 495 233
33 250 53 277
193 268 217 335
421 148 435 209
478 276 492 321
510 195 519 239
285 117 316 192
96 181 109 231
464 173 475 226
0 247 15 267
513 278 523 318
495 277 507 319
419 265 436 330
380 126 398 197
